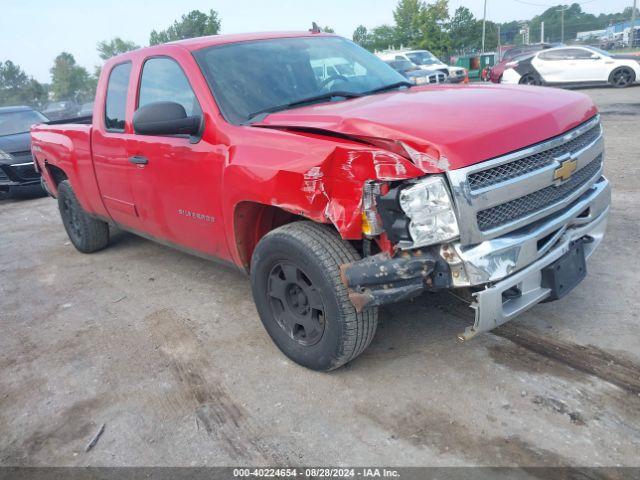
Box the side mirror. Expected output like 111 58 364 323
133 101 202 139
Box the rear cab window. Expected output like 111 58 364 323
105 62 132 132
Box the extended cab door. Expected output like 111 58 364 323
125 55 230 260
92 61 146 230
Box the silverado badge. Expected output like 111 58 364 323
554 158 578 182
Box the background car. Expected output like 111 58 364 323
0 106 48 198
377 49 467 83
501 45 640 88
489 43 554 83
384 59 446 84
42 100 79 121
77 102 94 118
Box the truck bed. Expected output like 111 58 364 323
44 115 92 126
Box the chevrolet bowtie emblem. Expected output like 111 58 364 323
553 158 577 182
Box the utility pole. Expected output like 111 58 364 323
557 5 569 44
541 21 545 43
482 0 488 53
632 0 638 49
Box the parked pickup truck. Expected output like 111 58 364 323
31 31 610 371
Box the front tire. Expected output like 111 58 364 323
250 222 378 371
609 67 635 88
57 180 110 253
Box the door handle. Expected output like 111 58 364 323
128 155 148 165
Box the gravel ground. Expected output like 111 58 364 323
1 85 639 468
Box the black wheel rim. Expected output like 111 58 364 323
62 196 83 242
613 70 631 87
267 261 325 347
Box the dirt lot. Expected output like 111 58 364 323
1 86 639 468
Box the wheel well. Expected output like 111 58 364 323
233 202 304 270
45 164 68 187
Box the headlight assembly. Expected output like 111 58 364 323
398 177 460 247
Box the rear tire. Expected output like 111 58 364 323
57 180 109 253
250 221 378 371
609 67 635 88
519 73 541 85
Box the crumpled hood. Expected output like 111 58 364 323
256 84 598 172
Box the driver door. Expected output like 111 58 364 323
125 56 228 258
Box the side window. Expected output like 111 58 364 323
567 49 594 59
138 57 201 116
105 62 132 131
538 50 568 61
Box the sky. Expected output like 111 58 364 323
1 0 633 83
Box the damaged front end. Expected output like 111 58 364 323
340 176 459 311
340 249 449 311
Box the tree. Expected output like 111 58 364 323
149 9 221 45
353 25 370 47
449 6 476 51
0 60 48 108
394 0 424 47
50 52 92 102
368 25 399 51
417 0 451 56
322 26 335 33
97 37 140 61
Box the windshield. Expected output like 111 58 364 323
0 110 48 136
194 36 407 125
387 60 415 71
406 51 441 66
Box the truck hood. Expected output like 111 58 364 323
256 84 598 172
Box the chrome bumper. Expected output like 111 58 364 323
452 176 610 341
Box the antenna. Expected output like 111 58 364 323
309 22 321 34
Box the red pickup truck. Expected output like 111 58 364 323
31 31 610 371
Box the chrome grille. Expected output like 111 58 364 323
446 115 604 245
427 73 446 84
477 155 603 231
468 123 601 190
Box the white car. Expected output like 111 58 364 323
377 49 467 83
501 45 640 88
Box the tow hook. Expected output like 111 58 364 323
340 251 436 311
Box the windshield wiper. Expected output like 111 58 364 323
245 91 363 124
364 81 414 95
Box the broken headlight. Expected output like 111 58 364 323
399 176 459 247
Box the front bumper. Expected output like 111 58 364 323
343 176 610 339
500 68 521 84
0 156 41 190
459 196 608 341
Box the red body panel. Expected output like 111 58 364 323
30 32 599 271
490 62 508 83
